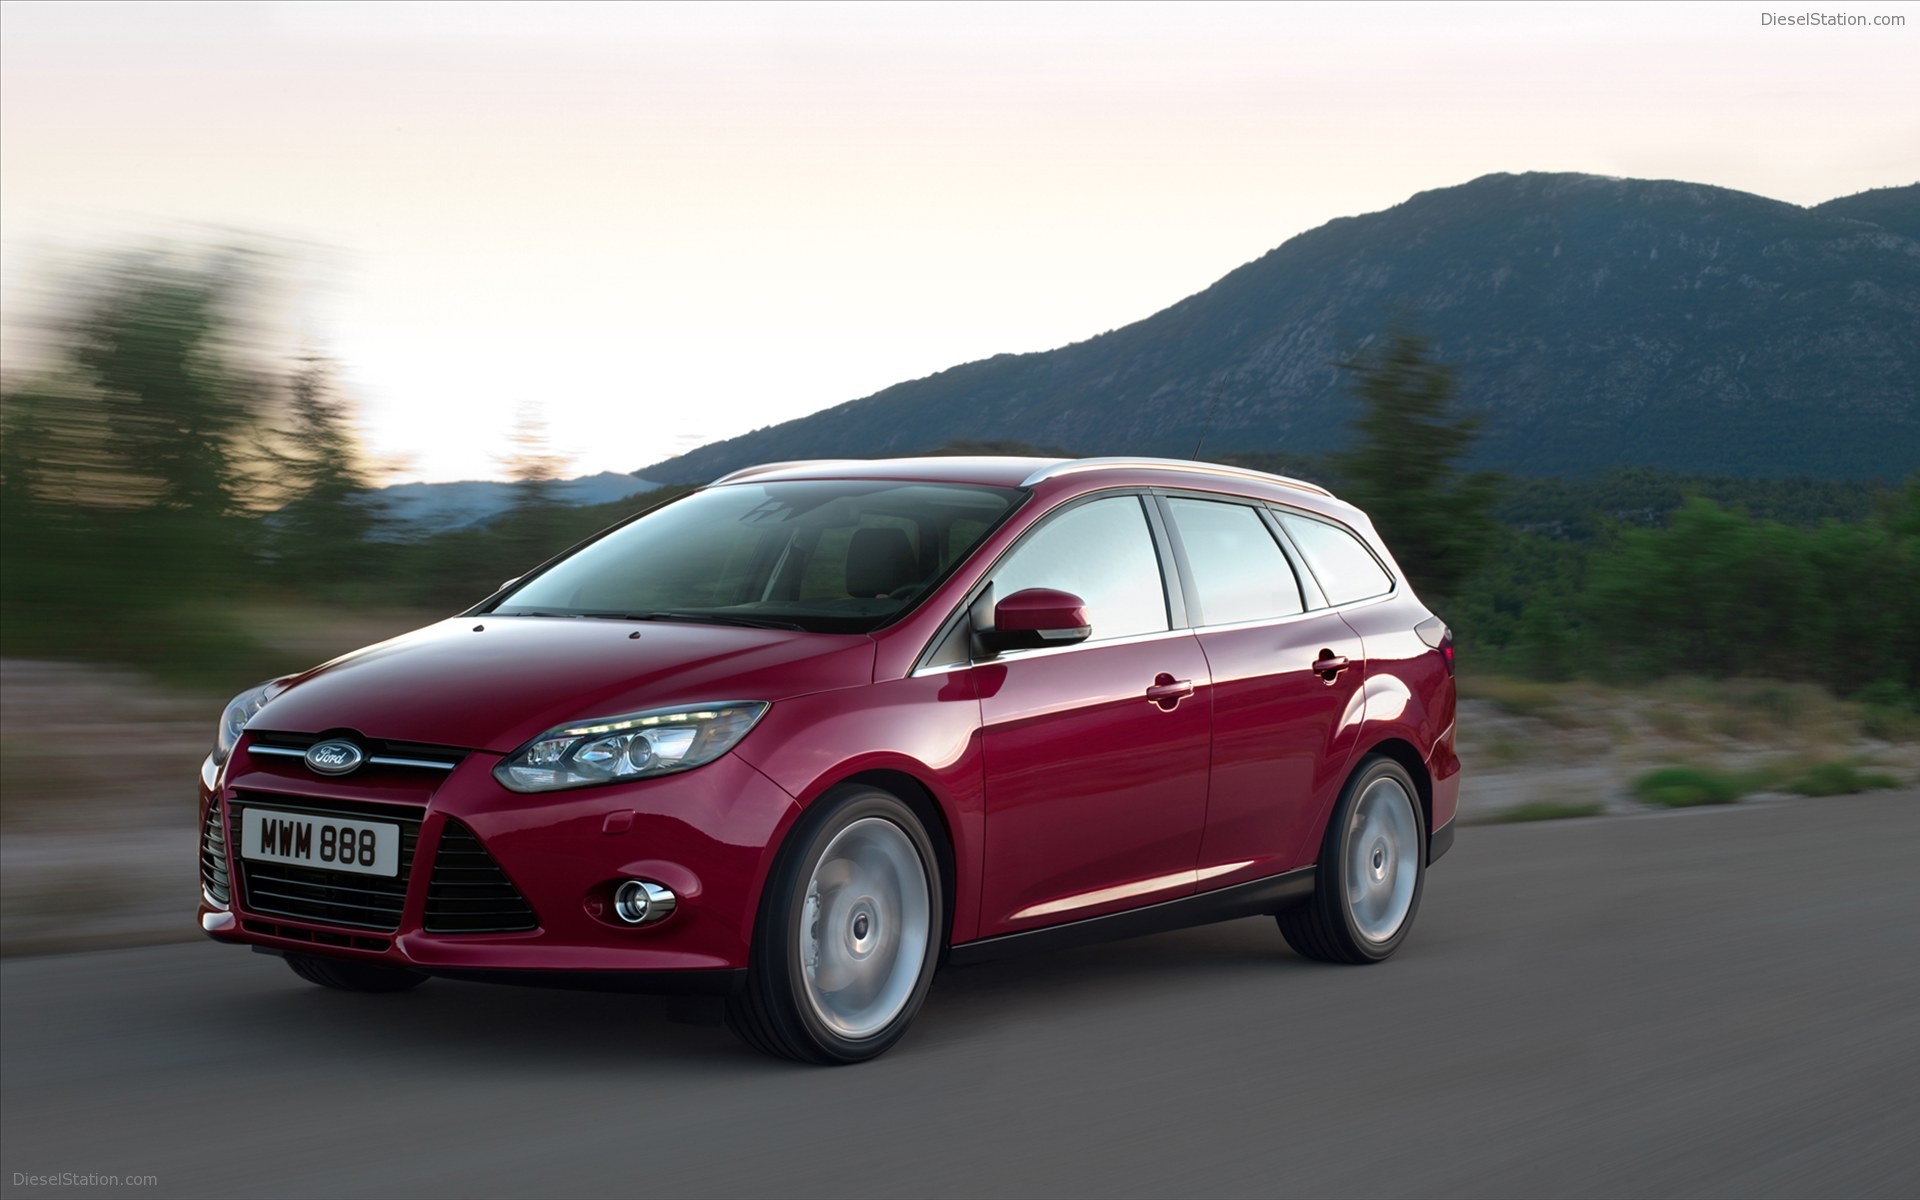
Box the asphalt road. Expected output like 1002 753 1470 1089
3 791 1917 1200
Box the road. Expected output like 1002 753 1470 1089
3 791 1917 1199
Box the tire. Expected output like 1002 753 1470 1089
727 785 940 1064
1279 756 1426 964
285 952 429 993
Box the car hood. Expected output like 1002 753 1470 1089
251 617 877 754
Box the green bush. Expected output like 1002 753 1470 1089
1785 762 1901 797
1582 495 1920 690
1856 681 1920 742
1856 680 1915 710
1862 705 1920 742
1632 766 1745 808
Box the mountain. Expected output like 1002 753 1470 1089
361 471 661 540
640 173 1920 483
1816 184 1920 241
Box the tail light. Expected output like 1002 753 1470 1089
1415 616 1454 676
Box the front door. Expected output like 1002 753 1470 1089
973 494 1213 937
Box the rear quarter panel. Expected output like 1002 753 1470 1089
1338 593 1460 836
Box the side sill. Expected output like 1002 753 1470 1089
1429 819 1455 866
947 867 1316 967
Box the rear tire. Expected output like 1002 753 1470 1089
1280 756 1426 964
285 952 428 993
727 785 939 1064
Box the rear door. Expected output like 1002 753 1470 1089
973 493 1213 937
1159 494 1366 885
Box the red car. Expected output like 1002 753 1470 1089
199 457 1459 1063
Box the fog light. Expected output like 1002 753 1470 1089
613 879 677 926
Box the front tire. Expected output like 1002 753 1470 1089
1279 756 1426 964
727 786 939 1064
285 952 428 993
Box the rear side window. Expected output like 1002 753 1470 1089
1166 498 1303 625
990 495 1169 640
1275 512 1393 605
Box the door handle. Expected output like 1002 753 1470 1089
1312 652 1350 680
1145 674 1195 709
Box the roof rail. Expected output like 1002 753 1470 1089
1019 457 1333 497
709 460 864 486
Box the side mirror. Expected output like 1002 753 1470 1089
498 576 521 594
978 588 1092 655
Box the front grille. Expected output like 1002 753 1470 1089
231 794 423 932
201 797 230 905
424 820 539 934
247 731 467 774
241 919 391 952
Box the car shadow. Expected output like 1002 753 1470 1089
215 916 1311 1070
922 917 1311 1026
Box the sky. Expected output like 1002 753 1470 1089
2 0 1915 484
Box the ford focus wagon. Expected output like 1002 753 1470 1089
198 456 1460 1063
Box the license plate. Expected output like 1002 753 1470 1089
240 808 400 877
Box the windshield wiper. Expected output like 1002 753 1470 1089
625 611 807 631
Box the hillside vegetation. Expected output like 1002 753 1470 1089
639 174 1920 484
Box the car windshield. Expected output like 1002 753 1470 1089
490 479 1025 634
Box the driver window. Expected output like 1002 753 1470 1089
989 495 1169 641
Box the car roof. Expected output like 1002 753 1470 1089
710 456 1337 501
710 456 1061 488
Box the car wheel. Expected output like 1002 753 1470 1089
728 785 939 1064
1279 756 1426 964
285 952 429 993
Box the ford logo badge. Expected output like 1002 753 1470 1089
304 739 365 776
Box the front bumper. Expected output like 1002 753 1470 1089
198 739 801 982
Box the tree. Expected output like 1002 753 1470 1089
493 403 574 572
72 247 267 517
0 242 285 679
262 353 384 581
1331 328 1499 605
0 389 56 516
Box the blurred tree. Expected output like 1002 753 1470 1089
492 403 574 575
1582 498 1919 690
0 244 287 682
1331 328 1499 605
0 389 54 516
261 353 384 582
1882 477 1920 538
71 248 265 517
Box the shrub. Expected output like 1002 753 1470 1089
1632 766 1744 808
1785 762 1901 797
1856 681 1920 742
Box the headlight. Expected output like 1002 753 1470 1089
494 702 770 793
212 680 276 766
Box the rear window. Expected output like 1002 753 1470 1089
1166 497 1303 625
1274 512 1393 606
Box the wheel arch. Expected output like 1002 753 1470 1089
1353 736 1434 861
833 768 959 952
